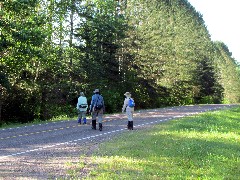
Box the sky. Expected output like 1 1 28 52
187 0 240 62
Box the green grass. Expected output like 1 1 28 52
0 114 82 129
0 112 113 129
1 113 95 129
68 107 240 179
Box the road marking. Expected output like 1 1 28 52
0 105 237 157
1 111 171 140
0 105 236 132
0 129 117 158
0 125 86 140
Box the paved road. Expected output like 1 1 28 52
0 104 238 179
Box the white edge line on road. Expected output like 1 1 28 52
1 117 174 159
1 105 237 159
0 105 236 131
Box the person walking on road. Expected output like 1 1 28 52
122 92 135 130
76 92 88 124
89 89 105 131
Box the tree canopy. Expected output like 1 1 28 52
1 0 239 124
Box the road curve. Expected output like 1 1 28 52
0 104 238 179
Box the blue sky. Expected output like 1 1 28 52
188 0 240 62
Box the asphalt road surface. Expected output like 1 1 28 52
0 104 238 179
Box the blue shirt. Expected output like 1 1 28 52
90 94 105 111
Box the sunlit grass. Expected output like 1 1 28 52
69 107 240 179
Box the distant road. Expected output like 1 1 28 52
0 104 238 179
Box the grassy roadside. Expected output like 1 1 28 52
0 114 82 129
68 107 240 179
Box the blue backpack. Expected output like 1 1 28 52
128 98 135 107
94 95 104 110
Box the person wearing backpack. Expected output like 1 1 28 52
76 92 88 124
122 92 135 130
89 89 105 131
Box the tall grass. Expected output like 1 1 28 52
69 107 240 179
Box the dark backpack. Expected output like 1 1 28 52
94 95 103 110
79 104 87 108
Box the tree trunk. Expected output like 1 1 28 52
0 103 2 123
0 85 8 123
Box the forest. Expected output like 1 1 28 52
1 0 240 125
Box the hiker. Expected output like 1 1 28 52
89 89 105 131
76 92 88 124
122 92 135 130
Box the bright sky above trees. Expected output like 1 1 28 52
188 0 240 62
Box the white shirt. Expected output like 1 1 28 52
122 97 134 112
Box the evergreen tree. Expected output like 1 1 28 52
213 41 240 103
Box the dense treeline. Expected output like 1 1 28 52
0 0 240 125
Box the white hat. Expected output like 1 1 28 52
94 89 100 93
124 92 131 97
80 92 85 96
